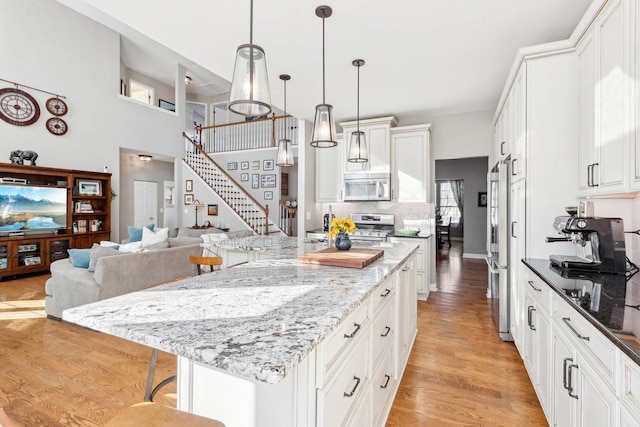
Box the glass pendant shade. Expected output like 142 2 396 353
311 103 337 147
348 131 368 162
229 44 272 117
276 138 294 166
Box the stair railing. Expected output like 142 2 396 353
196 114 297 153
184 134 271 235
278 202 297 237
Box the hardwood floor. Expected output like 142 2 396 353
386 241 547 426
0 242 547 426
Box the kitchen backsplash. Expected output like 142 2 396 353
318 202 434 233
589 198 639 267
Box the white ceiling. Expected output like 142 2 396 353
60 0 594 125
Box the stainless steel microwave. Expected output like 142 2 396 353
343 173 391 201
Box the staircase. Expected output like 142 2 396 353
184 136 284 236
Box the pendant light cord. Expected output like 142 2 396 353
249 0 254 44
322 16 326 104
356 63 360 133
284 78 287 137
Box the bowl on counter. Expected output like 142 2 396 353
397 229 420 236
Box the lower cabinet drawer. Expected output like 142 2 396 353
346 384 372 427
371 297 395 368
317 299 370 385
372 348 396 425
318 334 370 427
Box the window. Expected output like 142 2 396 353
436 180 462 224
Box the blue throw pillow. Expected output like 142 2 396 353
67 248 91 269
127 223 155 242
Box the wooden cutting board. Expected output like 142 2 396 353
298 247 384 269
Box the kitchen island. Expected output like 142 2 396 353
63 236 419 427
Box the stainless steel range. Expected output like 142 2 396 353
350 213 395 242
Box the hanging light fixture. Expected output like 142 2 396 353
138 154 153 162
276 74 294 167
348 59 368 163
310 5 337 148
229 0 272 117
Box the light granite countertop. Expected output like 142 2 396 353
63 236 418 384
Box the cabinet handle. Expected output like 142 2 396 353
380 288 391 297
527 306 536 331
343 376 361 397
511 158 517 176
568 364 579 399
562 357 572 391
562 317 590 341
402 266 410 272
511 221 517 238
501 141 506 156
592 163 599 187
587 164 592 187
527 280 541 292
343 322 361 339
381 326 391 337
380 374 391 389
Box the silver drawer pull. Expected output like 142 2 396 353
527 280 541 292
344 376 361 397
381 326 391 337
380 288 391 297
562 317 590 341
380 374 391 389
344 322 361 339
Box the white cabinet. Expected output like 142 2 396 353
341 116 397 174
577 0 631 196
510 179 526 350
390 125 432 203
510 67 526 182
315 134 344 202
396 254 417 373
388 236 431 301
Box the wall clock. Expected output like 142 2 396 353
45 97 68 116
0 88 40 126
46 117 68 136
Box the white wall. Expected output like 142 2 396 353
427 110 494 160
1 1 188 241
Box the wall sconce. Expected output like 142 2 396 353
138 154 153 162
185 76 192 85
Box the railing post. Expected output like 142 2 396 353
264 205 269 235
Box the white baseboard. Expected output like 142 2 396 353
462 253 486 259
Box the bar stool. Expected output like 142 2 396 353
105 402 225 426
189 255 223 275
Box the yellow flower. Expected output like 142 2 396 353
329 217 356 238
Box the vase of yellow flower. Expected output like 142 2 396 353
329 217 356 250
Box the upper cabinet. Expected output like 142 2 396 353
391 125 432 203
315 134 345 202
577 0 631 196
341 116 397 174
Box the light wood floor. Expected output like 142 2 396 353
0 241 547 426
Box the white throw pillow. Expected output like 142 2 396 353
118 241 143 253
142 227 169 247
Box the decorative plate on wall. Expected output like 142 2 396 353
0 87 40 126
46 117 68 136
45 97 68 116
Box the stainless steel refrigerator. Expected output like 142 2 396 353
486 160 513 341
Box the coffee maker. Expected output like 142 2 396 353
546 214 627 275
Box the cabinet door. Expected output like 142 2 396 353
552 329 576 427
575 360 617 427
511 66 527 182
535 306 551 416
391 128 430 202
595 0 629 194
510 179 525 349
576 29 597 195
315 135 344 202
344 123 391 174
396 256 416 371
0 242 8 271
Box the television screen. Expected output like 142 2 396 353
0 184 67 234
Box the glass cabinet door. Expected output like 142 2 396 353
0 243 7 270
16 241 42 267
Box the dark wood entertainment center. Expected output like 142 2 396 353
0 164 111 278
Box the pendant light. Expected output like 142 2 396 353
348 59 368 163
276 74 294 167
229 0 272 117
310 5 337 148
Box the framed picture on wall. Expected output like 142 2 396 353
251 160 260 170
241 173 249 181
281 172 289 196
261 174 276 188
208 204 218 216
263 159 274 171
478 192 487 207
241 161 249 170
185 194 194 205
228 162 238 170
264 191 273 200
186 180 193 192
78 180 102 196
252 174 259 189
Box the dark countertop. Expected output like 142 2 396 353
390 233 432 239
523 258 640 366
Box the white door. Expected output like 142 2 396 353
134 181 157 228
